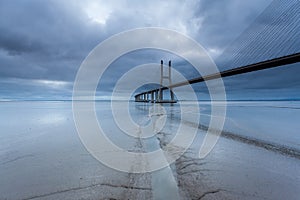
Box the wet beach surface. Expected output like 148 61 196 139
0 101 299 200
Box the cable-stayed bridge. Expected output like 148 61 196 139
135 0 300 103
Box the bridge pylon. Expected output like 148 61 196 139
156 60 177 103
134 60 177 103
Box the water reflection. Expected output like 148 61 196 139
39 113 67 125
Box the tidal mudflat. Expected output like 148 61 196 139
0 101 299 200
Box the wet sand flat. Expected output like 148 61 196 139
0 101 299 199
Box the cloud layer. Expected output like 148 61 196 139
2 0 298 100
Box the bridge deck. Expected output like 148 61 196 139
135 52 300 102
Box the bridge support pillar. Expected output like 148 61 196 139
151 92 154 103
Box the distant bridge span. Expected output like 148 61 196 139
134 52 300 103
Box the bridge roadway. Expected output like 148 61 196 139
134 52 300 102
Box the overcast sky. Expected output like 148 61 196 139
0 0 299 100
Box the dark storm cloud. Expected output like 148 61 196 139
1 0 298 100
0 0 104 81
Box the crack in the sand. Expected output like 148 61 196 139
196 189 221 200
177 168 216 176
1 154 34 165
181 119 300 159
23 183 151 200
177 162 206 171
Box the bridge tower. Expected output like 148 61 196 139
157 60 176 103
